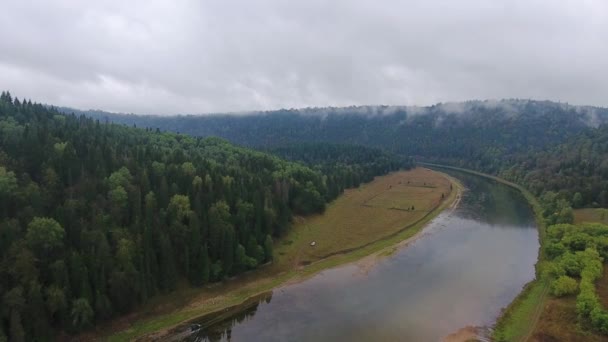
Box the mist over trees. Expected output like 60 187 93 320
73 99 608 210
4 89 608 339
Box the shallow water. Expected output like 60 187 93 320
176 170 539 341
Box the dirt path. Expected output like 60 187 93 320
519 282 549 342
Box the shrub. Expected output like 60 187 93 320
576 279 598 318
546 242 566 259
545 262 566 278
563 232 593 251
590 307 608 334
550 276 578 297
559 252 583 277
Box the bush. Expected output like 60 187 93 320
576 279 598 318
550 276 578 297
559 252 583 277
590 307 608 334
547 223 575 241
563 232 593 251
545 262 566 278
546 242 566 259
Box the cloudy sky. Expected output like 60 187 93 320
0 1 607 114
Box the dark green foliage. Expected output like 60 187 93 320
545 242 566 259
25 217 64 259
70 298 94 331
0 93 400 338
264 235 273 262
75 101 607 167
502 125 608 208
268 143 410 202
73 99 608 210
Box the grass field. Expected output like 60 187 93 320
574 208 608 225
273 168 451 268
100 168 457 341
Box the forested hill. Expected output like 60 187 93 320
66 99 608 209
64 100 608 171
501 124 608 209
0 91 403 340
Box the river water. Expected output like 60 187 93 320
173 170 539 341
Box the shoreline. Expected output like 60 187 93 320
421 162 547 342
283 171 464 287
105 169 463 341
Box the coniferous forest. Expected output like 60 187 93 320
76 100 608 212
3 2 607 341
0 92 405 340
3 90 608 340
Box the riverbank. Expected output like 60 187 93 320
100 168 462 341
524 209 608 341
420 163 548 342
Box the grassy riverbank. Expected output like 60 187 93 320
419 163 548 342
98 168 460 341
523 209 608 341
425 165 608 341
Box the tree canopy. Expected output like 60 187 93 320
0 92 405 339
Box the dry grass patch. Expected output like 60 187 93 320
574 208 608 225
273 168 452 267
102 167 456 341
530 296 603 342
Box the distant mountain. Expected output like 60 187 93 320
61 99 608 170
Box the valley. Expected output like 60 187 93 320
2 2 607 341
103 167 458 341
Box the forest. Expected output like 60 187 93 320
74 99 608 213
268 143 410 200
0 92 404 340
4 90 608 340
500 124 608 208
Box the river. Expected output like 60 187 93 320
171 169 540 341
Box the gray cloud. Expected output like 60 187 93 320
1 0 607 114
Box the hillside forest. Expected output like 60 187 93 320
0 92 407 340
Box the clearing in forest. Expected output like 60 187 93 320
574 208 608 225
274 167 452 269
103 167 456 342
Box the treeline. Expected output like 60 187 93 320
500 124 608 209
72 100 608 167
70 100 608 211
268 143 411 200
0 92 401 340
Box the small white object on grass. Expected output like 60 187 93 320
310 241 316 246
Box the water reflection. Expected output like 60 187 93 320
171 293 272 342
449 170 533 227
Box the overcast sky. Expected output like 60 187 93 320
0 1 607 114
